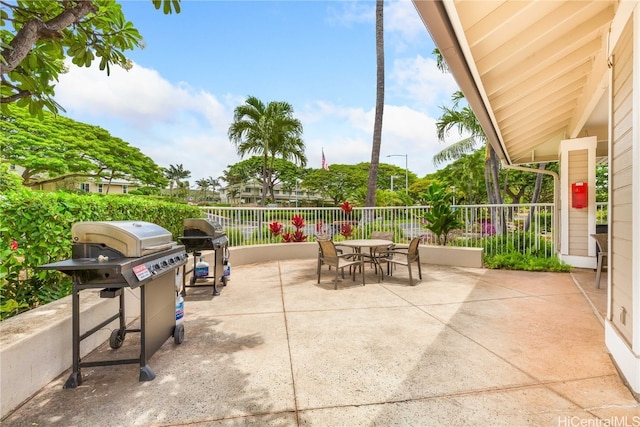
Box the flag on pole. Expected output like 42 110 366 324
321 148 329 170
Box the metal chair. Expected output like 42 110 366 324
369 231 394 275
315 234 348 275
377 237 422 285
590 233 608 289
317 239 364 289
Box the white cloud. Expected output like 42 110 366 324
53 33 458 185
389 55 459 110
385 0 429 47
55 62 236 182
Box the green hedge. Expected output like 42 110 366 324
0 189 202 320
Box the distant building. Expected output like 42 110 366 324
8 165 138 194
218 181 326 206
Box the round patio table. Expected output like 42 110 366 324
338 239 394 282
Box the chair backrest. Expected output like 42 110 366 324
591 233 608 253
317 239 339 267
315 231 333 241
407 237 421 261
371 231 394 242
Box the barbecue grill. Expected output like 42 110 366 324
179 218 229 296
39 221 188 388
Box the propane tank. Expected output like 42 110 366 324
175 268 183 293
175 293 184 325
195 257 209 278
224 261 231 280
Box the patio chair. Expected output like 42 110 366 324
315 234 348 275
590 233 608 289
369 231 394 274
317 239 365 289
376 237 422 286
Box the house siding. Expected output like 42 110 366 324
610 18 634 345
568 150 589 256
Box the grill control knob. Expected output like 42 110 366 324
162 261 168 268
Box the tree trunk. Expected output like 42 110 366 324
525 162 547 231
366 0 384 210
261 153 268 206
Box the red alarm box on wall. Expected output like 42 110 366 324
571 182 588 208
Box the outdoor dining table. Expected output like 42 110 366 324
337 239 394 282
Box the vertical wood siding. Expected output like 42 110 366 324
610 19 634 344
568 150 589 256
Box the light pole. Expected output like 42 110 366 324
295 178 302 208
387 154 408 195
390 175 398 192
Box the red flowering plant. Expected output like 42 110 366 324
270 216 307 243
269 221 284 236
340 201 353 215
340 223 353 238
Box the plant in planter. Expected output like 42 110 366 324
419 183 462 246
269 214 308 242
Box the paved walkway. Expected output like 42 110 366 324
3 260 638 426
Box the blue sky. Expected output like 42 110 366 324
53 0 461 184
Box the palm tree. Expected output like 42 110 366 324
434 91 548 232
228 96 305 206
206 176 220 202
164 164 191 197
366 0 384 209
195 178 210 201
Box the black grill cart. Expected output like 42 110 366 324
178 218 229 296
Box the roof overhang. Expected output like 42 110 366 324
413 0 616 164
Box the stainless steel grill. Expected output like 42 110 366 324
179 218 229 296
39 221 188 388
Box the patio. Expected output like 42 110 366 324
2 259 637 426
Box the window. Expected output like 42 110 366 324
97 184 103 193
80 183 90 192
122 185 128 194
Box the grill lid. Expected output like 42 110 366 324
183 218 225 238
72 221 174 258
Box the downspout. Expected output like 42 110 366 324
501 161 561 254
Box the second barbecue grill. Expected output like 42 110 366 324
179 218 229 296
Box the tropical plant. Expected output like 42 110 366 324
419 183 462 246
228 96 306 206
1 0 180 116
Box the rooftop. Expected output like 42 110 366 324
3 259 637 426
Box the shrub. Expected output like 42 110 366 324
0 189 201 320
480 230 570 272
484 252 571 272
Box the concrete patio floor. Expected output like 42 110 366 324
3 260 638 426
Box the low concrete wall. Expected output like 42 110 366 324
228 242 318 265
419 245 484 268
0 242 482 418
0 289 140 419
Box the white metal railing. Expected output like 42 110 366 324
199 204 556 258
596 202 608 225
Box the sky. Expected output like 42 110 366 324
53 0 462 186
